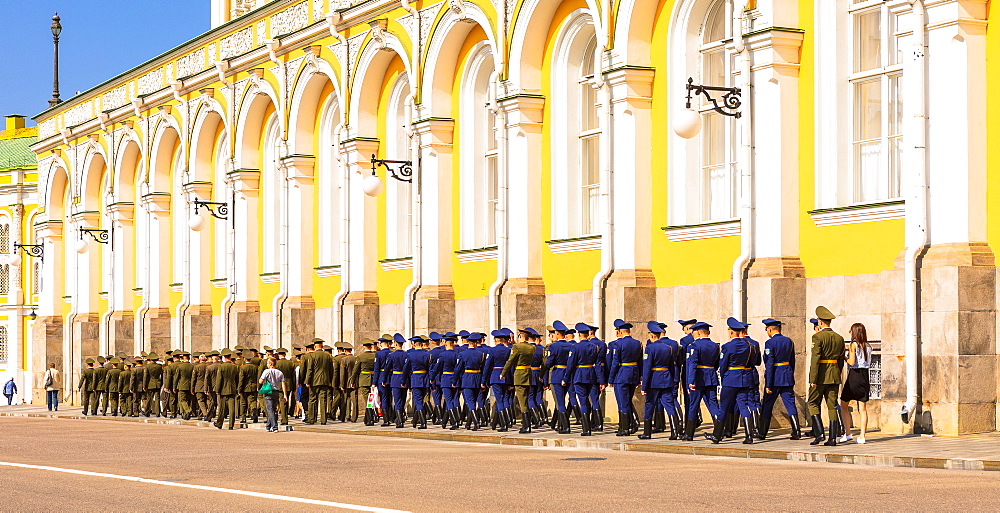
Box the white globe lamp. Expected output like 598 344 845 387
673 108 703 139
363 173 384 197
189 212 206 232
10 251 21 267
75 238 89 254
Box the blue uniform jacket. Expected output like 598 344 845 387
407 349 432 388
547 340 572 384
608 336 643 385
745 336 762 387
588 338 608 385
429 345 445 385
685 338 720 387
485 344 512 386
719 337 761 388
385 350 411 388
763 334 796 388
531 344 545 385
678 333 695 381
456 347 488 388
432 349 460 388
566 340 605 385
642 338 681 390
374 348 390 386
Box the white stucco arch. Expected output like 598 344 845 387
348 33 414 138
507 0 602 92
420 4 499 117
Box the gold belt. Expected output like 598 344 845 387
464 370 481 373
412 370 426 374
578 364 595 368
392 371 403 374
651 367 670 371
620 362 637 366
696 365 714 369
530 367 541 371
443 371 454 374
553 365 567 369
516 366 529 370
819 359 838 364
361 371 373 374
493 367 505 370
773 362 789 366
728 367 748 370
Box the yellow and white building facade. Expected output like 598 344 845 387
27 0 1000 435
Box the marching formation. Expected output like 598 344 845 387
74 306 851 445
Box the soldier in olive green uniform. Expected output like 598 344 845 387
80 359 96 415
119 361 133 416
331 345 346 421
356 340 377 425
206 352 221 421
304 338 334 425
143 354 163 417
215 350 240 429
339 343 359 422
808 306 846 446
162 354 176 418
107 359 122 416
275 348 296 425
174 352 195 420
131 358 146 416
502 328 541 434
193 354 210 419
93 357 109 415
239 354 259 423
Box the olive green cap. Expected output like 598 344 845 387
263 346 274 351
361 338 376 347
276 348 288 354
85 358 95 364
311 338 326 345
815 306 836 320
147 353 158 360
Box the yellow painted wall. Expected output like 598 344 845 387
987 0 1000 254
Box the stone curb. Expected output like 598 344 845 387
3 411 995 472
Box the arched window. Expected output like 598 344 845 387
0 325 7 363
551 13 600 239
0 264 8 295
698 0 736 222
0 221 9 254
262 115 281 273
385 75 412 260
214 137 230 279
459 45 498 250
318 98 341 267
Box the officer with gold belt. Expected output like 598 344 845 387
808 306 846 446
501 327 540 434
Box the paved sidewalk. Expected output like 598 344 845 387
3 404 998 472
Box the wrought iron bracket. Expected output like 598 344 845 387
80 228 109 244
14 243 44 261
371 154 413 183
685 77 742 118
193 200 229 220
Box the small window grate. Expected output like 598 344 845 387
868 340 882 400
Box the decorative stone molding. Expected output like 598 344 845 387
809 201 905 227
106 203 135 227
747 256 806 279
139 193 172 218
260 272 281 283
314 266 341 277
271 2 309 37
456 248 497 263
368 18 390 51
137 68 165 96
227 168 261 198
380 258 413 271
280 154 316 186
547 236 602 254
663 219 741 242
220 27 254 59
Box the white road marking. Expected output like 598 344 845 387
0 460 409 512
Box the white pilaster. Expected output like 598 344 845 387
341 138 380 293
281 155 316 297
139 194 172 309
498 95 545 279
413 119 455 286
227 170 260 302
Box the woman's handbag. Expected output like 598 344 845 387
259 380 273 394
43 370 53 388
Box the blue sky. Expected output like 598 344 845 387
0 1 208 123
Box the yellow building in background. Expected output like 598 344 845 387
24 0 1000 436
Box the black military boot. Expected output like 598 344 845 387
789 415 802 440
559 411 573 434
496 410 508 432
630 408 640 435
519 412 532 434
616 413 629 436
751 411 763 439
394 410 405 428
809 415 825 445
682 418 696 441
592 407 604 432
637 418 653 440
704 418 725 444
580 411 593 436
417 410 428 429
757 414 771 440
824 421 840 446
669 414 683 440
742 417 755 444
572 405 583 425
469 410 480 431
652 409 665 433
540 406 551 426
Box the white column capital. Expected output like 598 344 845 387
106 202 135 226
182 181 214 201
35 220 63 241
70 211 102 229
280 154 316 185
413 118 455 147
139 193 172 218
226 169 260 198
498 94 545 134
605 66 655 99
746 28 804 79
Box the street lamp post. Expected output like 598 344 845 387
673 77 742 139
363 154 413 197
49 13 62 108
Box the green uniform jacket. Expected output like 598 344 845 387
304 351 333 386
192 362 208 393
502 342 535 386
331 354 345 387
144 363 163 390
809 328 846 385
107 367 121 393
340 354 358 389
94 365 109 392
81 368 96 391
239 362 258 393
131 365 145 393
162 363 174 391
206 362 220 393
216 361 240 395
356 351 376 388
174 362 194 391
118 369 132 392
276 358 296 389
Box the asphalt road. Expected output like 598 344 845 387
1 417 998 512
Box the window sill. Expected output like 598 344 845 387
259 272 280 284
169 282 184 293
662 219 741 242
211 278 228 289
380 257 412 271
314 265 341 278
546 235 601 254
808 200 904 227
456 246 498 263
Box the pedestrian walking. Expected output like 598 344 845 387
808 306 846 446
3 377 17 405
44 363 61 411
839 322 873 444
259 357 287 433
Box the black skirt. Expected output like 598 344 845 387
840 368 870 402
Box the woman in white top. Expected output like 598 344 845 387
258 358 287 433
44 363 62 411
839 323 873 444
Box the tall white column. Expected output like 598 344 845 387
138 193 172 354
279 155 317 348
340 138 380 344
106 202 134 355
226 169 261 349
413 118 455 333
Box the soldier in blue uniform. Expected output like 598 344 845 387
433 333 461 429
383 335 411 429
565 328 604 436
576 323 605 431
684 321 722 441
677 319 698 426
486 329 513 431
711 317 762 444
546 323 573 433
758 318 801 440
407 336 432 429
639 321 683 439
374 336 393 426
607 319 642 436
525 334 544 428
456 332 488 430
428 332 445 425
